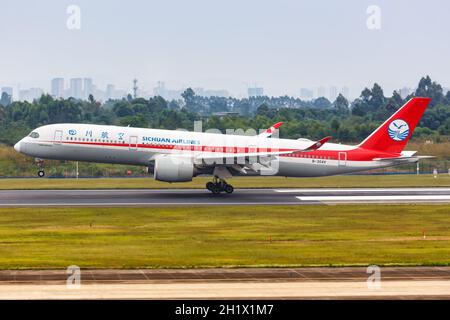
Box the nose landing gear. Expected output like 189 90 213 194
206 177 234 194
35 158 45 178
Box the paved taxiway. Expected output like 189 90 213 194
1 267 450 299
1 187 450 206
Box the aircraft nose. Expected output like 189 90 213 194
14 141 21 153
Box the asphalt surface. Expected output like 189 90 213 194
1 188 450 206
2 267 450 299
2 267 450 284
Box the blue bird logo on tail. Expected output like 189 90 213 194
388 119 410 141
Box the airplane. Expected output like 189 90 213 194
13 97 432 194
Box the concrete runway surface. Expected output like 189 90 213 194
1 267 450 299
1 187 450 206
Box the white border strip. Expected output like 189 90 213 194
277 188 450 193
296 195 450 201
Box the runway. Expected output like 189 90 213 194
0 187 450 206
1 267 450 299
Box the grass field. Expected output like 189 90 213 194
0 174 449 190
1 205 450 269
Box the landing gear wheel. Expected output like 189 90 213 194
224 184 234 194
211 185 221 194
35 158 45 178
206 177 234 194
206 182 215 191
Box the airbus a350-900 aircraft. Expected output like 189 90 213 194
14 97 432 194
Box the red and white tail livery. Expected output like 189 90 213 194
358 97 430 154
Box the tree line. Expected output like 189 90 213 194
0 76 449 146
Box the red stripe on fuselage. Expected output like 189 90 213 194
45 140 401 162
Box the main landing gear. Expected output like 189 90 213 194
35 158 45 178
206 177 234 194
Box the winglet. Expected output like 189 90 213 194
302 136 331 152
258 122 283 138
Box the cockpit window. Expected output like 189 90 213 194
29 132 40 139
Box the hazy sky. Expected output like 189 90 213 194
1 0 449 97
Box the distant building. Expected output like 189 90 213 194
69 78 83 99
340 86 350 99
329 86 338 101
204 89 229 97
299 88 314 100
317 86 326 98
181 86 229 98
91 85 106 101
106 84 116 100
31 88 44 100
164 89 183 100
19 90 30 101
153 81 183 100
84 78 93 99
248 86 264 97
193 87 205 96
19 88 44 102
153 81 166 97
51 78 65 98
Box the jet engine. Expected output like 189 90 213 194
152 154 194 182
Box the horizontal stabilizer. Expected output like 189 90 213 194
373 155 435 162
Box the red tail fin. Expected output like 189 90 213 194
358 97 431 154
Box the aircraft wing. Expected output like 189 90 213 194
193 136 331 163
258 122 283 138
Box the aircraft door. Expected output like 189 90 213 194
54 130 63 145
129 136 138 150
338 152 347 166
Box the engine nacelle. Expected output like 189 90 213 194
153 154 194 182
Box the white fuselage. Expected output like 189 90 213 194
14 123 411 178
